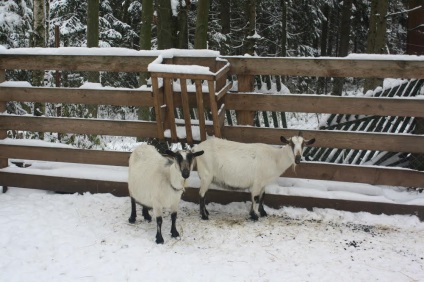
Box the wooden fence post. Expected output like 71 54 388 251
0 69 8 192
236 74 255 125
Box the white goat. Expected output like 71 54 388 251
193 132 315 220
128 144 204 244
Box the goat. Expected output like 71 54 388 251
193 131 315 220
128 144 204 244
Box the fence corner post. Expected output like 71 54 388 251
0 68 8 192
236 74 255 125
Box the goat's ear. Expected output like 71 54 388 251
280 136 290 145
192 150 204 157
165 149 177 158
305 138 316 146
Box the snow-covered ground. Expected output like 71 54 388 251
1 186 424 282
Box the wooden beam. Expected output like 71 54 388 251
221 126 424 153
282 162 424 188
151 77 165 140
180 79 194 144
0 86 155 107
0 144 130 166
0 55 157 72
164 78 177 142
0 115 158 138
195 80 207 141
235 75 255 125
208 80 222 137
224 93 424 118
0 69 7 172
223 56 424 79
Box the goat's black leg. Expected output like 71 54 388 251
170 212 180 238
249 195 259 221
142 206 152 222
156 216 164 244
2 186 8 193
258 192 267 217
128 197 137 223
200 196 209 220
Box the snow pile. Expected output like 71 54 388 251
0 187 423 281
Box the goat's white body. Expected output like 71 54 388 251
128 144 184 217
194 138 295 216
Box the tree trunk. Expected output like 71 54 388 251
177 0 190 49
32 0 46 140
407 1 424 171
194 0 210 49
219 0 230 55
86 0 99 122
279 0 287 128
317 3 329 94
158 0 174 49
245 0 257 55
364 0 388 92
332 0 352 96
139 0 154 86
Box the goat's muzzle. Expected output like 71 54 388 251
182 169 190 179
295 155 301 164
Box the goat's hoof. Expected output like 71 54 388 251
156 235 164 244
171 230 180 238
259 210 268 217
201 214 209 220
249 212 259 221
128 217 136 224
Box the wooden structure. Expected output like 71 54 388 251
0 50 424 219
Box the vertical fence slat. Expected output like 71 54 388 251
236 75 255 125
151 76 165 140
164 78 177 142
195 80 207 141
208 80 222 137
0 69 7 192
180 79 193 145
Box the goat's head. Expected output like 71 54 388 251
165 149 204 179
280 131 315 164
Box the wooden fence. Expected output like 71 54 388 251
0 50 423 219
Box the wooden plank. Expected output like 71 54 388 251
214 62 230 82
1 172 422 219
218 104 226 128
0 144 130 166
0 55 157 72
0 86 155 107
0 69 7 171
180 79 194 144
173 91 211 108
0 172 129 196
282 162 424 188
223 56 424 79
235 75 255 125
215 82 232 102
224 93 424 118
195 80 207 141
164 78 177 142
151 77 165 140
221 126 424 154
208 80 222 137
151 72 215 81
0 115 158 138
180 188 424 221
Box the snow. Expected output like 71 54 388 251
1 186 423 282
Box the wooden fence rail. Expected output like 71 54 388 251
1 50 424 219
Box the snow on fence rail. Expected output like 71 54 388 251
0 49 424 219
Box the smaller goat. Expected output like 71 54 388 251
193 132 315 220
128 144 204 244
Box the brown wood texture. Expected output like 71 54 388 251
151 71 215 81
0 115 158 138
0 172 422 220
224 56 424 78
0 86 155 107
235 75 255 125
222 126 424 154
195 80 207 141
0 144 130 166
282 162 424 188
208 80 222 137
0 69 6 169
224 93 424 117
151 77 165 140
164 78 177 141
180 79 193 144
0 55 157 72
